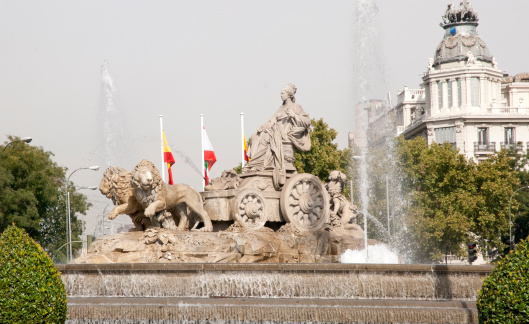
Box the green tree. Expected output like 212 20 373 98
397 137 518 262
0 136 91 262
294 118 352 184
505 147 529 249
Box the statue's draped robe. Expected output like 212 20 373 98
245 103 311 172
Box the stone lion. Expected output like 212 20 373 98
99 166 152 231
131 159 213 232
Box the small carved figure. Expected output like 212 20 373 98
243 83 311 188
99 166 151 231
492 56 498 68
131 159 214 232
442 3 456 24
427 58 434 72
416 106 425 119
204 170 241 191
466 51 476 66
326 171 361 231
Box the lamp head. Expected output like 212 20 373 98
21 137 32 143
89 166 100 171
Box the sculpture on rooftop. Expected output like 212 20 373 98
427 58 434 72
441 0 478 26
243 83 311 189
466 51 476 66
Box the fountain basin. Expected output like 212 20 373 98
59 263 491 323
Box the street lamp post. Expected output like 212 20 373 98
66 166 99 262
509 186 529 251
67 185 97 262
101 204 110 237
1 137 32 155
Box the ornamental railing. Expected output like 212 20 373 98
500 142 523 151
474 142 496 152
487 107 529 114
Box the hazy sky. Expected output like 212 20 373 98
1 0 528 233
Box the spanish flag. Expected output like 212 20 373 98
243 133 250 162
163 132 175 185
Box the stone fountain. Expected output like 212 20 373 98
75 83 366 265
61 83 490 323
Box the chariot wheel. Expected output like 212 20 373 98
231 189 267 231
280 173 329 232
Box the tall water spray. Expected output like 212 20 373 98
352 0 390 262
98 61 124 167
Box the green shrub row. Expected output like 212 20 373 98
478 237 529 323
0 224 67 323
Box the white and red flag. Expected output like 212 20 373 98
202 126 216 186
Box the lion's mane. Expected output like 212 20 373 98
131 159 164 207
100 166 152 231
102 166 133 205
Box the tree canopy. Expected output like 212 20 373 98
294 118 352 183
0 136 91 262
397 137 518 262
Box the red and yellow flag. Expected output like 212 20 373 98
163 132 175 185
243 133 250 162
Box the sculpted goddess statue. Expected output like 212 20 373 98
243 84 311 186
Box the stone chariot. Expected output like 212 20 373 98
202 170 330 232
202 83 330 233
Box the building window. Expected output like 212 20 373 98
437 81 443 109
478 127 489 144
471 77 480 107
457 78 462 107
505 127 515 144
435 126 456 145
447 80 453 107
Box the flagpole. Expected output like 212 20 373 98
240 112 245 168
200 114 205 191
159 115 165 182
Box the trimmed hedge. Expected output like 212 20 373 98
0 224 67 323
477 237 529 323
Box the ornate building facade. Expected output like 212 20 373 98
357 1 529 162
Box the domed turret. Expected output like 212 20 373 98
433 1 493 67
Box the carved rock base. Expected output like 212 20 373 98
73 227 372 264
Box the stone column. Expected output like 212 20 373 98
451 78 457 110
442 80 448 110
480 77 486 109
466 77 472 108
429 81 436 116
498 79 503 105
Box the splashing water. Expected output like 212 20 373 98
171 149 203 177
353 0 385 262
98 61 124 167
340 244 399 264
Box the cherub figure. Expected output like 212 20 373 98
427 58 434 72
466 51 476 66
326 171 362 231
